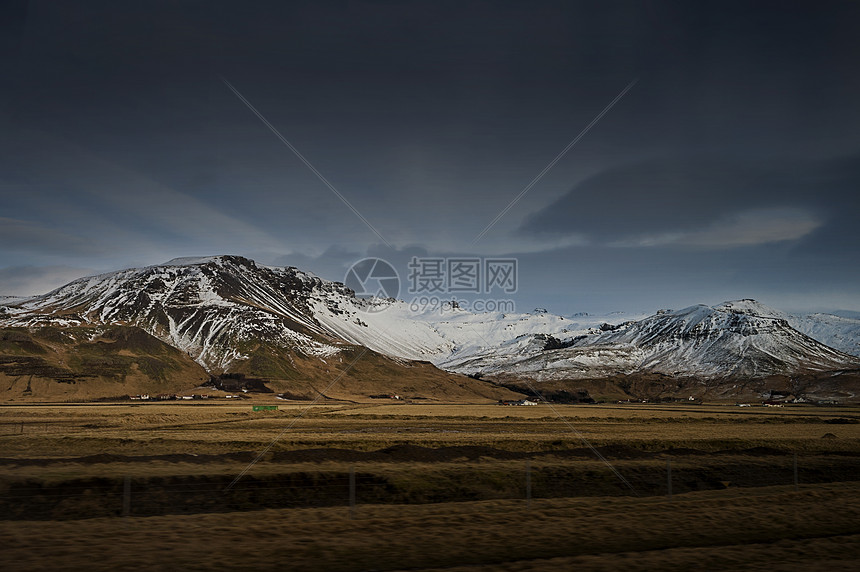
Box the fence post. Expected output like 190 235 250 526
349 467 356 520
122 476 131 517
667 457 672 500
793 453 799 491
526 460 532 510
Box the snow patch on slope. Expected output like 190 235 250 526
788 313 860 357
477 301 860 381
4 256 859 384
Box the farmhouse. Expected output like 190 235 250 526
498 399 539 406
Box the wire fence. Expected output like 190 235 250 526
2 452 857 521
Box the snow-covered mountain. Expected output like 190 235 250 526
460 300 859 382
676 300 860 359
0 256 525 402
1 255 631 374
787 312 860 358
3 256 345 372
3 257 858 400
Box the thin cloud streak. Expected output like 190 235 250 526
0 217 105 257
472 78 638 245
607 208 823 248
220 77 392 248
0 265 95 297
2 130 285 261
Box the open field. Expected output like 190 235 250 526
3 401 859 456
2 484 860 571
1 401 859 569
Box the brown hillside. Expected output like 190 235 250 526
492 370 860 403
0 327 520 403
0 326 209 401
222 342 522 402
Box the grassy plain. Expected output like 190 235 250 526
1 400 859 570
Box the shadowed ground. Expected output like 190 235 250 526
2 483 859 571
1 402 858 569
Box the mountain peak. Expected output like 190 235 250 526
3 258 859 402
162 255 256 268
713 299 786 318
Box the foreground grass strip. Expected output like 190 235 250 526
419 534 860 572
2 482 859 571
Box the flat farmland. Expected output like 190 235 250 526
1 401 859 570
3 401 859 455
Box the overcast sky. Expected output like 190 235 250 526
2 0 859 314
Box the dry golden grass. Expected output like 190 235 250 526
1 401 859 569
3 401 858 459
1 483 859 571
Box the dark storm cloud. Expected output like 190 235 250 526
0 265 94 297
2 1 859 311
269 244 432 287
0 129 284 264
518 155 860 248
269 245 364 280
0 217 106 257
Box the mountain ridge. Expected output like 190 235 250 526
3 255 859 402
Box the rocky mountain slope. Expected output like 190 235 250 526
0 255 606 391
466 300 858 378
788 311 860 358
2 257 858 402
3 256 344 372
0 325 209 401
0 257 519 402
464 300 860 402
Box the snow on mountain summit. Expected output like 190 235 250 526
0 255 649 376
715 300 860 358
3 257 859 390
3 255 344 372
456 300 860 383
788 312 860 358
713 299 787 319
162 256 236 267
